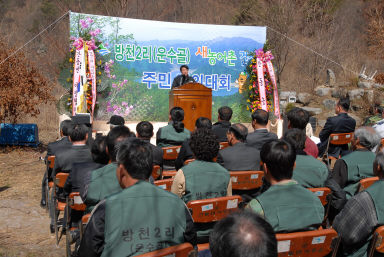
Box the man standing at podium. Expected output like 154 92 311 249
172 65 196 88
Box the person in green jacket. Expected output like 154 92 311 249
171 128 231 242
333 152 384 257
78 139 197 257
247 139 324 232
156 107 191 147
84 125 133 211
283 128 328 188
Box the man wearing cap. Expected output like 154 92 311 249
107 115 125 130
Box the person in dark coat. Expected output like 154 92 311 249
40 119 73 207
217 123 261 171
171 65 196 88
246 109 278 151
212 106 232 142
318 96 356 157
136 121 163 168
175 117 212 171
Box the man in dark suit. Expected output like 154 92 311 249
40 119 73 207
212 106 232 142
246 109 278 151
171 65 196 88
136 121 163 168
50 123 93 232
217 123 261 171
175 117 212 170
318 96 356 157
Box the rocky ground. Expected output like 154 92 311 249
0 147 65 257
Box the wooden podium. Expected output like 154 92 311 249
169 83 212 131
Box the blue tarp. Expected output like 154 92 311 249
0 123 39 147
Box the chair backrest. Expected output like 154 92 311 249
328 132 353 145
276 228 340 257
161 170 177 178
47 156 55 169
308 187 332 206
187 195 242 223
370 226 384 256
162 146 181 160
154 178 174 192
184 159 195 166
219 142 229 150
230 171 264 190
152 165 161 180
54 173 69 188
82 213 91 225
359 177 379 192
68 192 86 211
136 243 193 257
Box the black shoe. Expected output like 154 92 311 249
40 199 46 208
50 224 55 234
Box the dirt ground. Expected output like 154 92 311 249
0 146 65 257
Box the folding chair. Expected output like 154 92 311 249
308 187 332 226
368 226 384 257
184 159 195 166
162 146 181 178
154 178 174 192
136 242 194 257
230 171 264 190
276 228 340 257
65 192 86 257
219 142 229 150
187 195 242 223
53 172 69 246
323 132 353 168
152 165 162 180
80 213 91 241
358 177 379 192
45 156 55 211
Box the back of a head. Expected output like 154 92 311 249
170 107 185 133
195 117 212 129
69 124 88 142
60 120 74 137
374 152 384 178
116 138 153 180
287 107 309 130
338 96 350 112
283 128 306 152
252 109 269 126
261 140 296 181
136 121 154 139
210 210 277 257
229 123 248 142
354 126 381 151
218 106 233 121
107 126 132 162
91 136 109 164
189 129 219 161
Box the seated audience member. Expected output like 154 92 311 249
64 135 109 199
51 124 93 178
326 127 380 200
217 123 261 171
206 210 277 257
246 109 278 151
333 152 384 257
107 114 125 130
136 121 163 168
318 96 356 157
156 107 191 147
247 140 324 232
364 103 383 126
78 139 197 257
283 129 328 188
212 106 232 142
373 106 384 138
41 119 73 207
84 126 132 210
171 129 231 242
287 107 318 158
175 117 212 170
